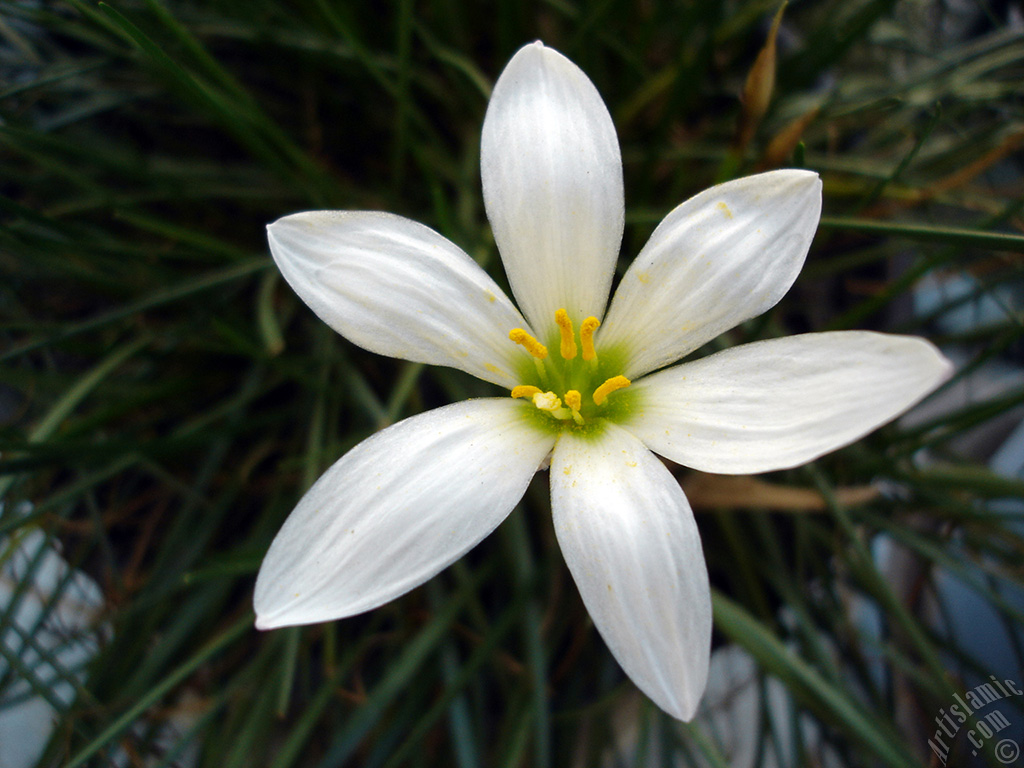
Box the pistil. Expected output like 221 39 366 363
508 308 631 426
533 391 562 411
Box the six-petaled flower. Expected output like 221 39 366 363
254 41 951 720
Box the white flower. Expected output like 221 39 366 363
253 41 952 721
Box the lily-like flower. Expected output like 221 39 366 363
254 41 951 720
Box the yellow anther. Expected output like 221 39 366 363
509 329 548 360
554 309 577 360
580 316 600 362
593 375 631 406
511 385 542 400
533 391 562 411
564 389 584 424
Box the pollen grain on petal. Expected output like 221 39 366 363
485 362 510 378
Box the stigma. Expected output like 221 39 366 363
507 308 630 425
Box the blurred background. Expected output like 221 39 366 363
2 0 1023 766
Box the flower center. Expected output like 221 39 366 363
507 309 631 427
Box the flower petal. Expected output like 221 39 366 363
599 170 822 378
268 211 529 387
481 41 624 331
254 399 554 629
550 423 711 720
626 331 953 474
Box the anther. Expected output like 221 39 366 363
554 309 577 360
580 317 600 362
509 329 548 360
564 389 584 425
564 390 582 411
511 385 542 400
593 375 631 406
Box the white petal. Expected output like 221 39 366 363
627 331 953 474
550 424 711 720
481 41 624 331
268 211 530 387
599 170 822 378
254 399 554 629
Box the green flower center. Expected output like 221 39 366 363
507 309 636 432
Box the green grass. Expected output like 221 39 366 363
2 1 1023 766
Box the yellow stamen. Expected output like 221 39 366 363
554 309 577 360
509 329 548 359
511 385 542 400
593 375 631 406
564 390 582 411
580 316 600 362
564 389 584 424
532 391 562 411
